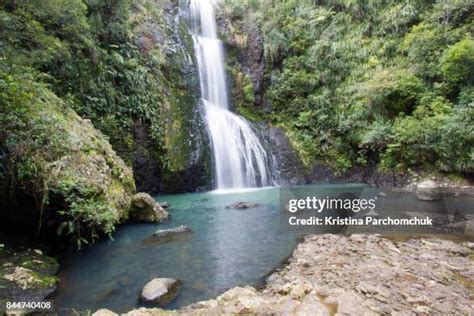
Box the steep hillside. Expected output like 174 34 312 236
218 0 473 180
0 0 211 194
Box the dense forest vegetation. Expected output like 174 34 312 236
1 0 163 150
221 0 473 175
0 0 209 246
0 0 209 191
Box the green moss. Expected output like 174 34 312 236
0 249 59 291
14 253 59 272
236 105 265 122
24 271 59 289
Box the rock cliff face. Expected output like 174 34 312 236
263 126 306 186
216 6 265 113
0 72 135 245
215 8 307 187
306 163 410 188
127 1 212 194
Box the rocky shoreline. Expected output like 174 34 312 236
95 234 473 315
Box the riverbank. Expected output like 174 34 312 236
108 234 473 315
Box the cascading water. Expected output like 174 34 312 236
184 0 276 190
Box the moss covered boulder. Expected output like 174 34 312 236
0 69 135 247
130 193 169 223
0 246 59 313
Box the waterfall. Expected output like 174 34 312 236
184 0 276 190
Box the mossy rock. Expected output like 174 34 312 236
0 247 59 313
130 192 169 223
0 69 136 247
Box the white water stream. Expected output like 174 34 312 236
186 0 275 190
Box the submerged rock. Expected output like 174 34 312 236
152 226 192 240
416 179 443 200
160 202 171 209
130 193 169 223
140 278 182 306
226 201 260 209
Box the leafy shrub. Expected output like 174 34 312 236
354 68 424 117
440 38 474 85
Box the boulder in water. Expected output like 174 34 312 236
152 225 192 239
140 278 182 305
130 193 169 223
160 201 171 209
226 201 260 209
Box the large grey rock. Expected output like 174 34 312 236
140 278 182 306
130 193 169 223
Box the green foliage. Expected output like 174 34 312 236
360 119 393 152
440 38 474 85
263 28 287 64
57 198 117 250
224 0 474 174
434 103 474 172
0 0 186 171
353 68 424 117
